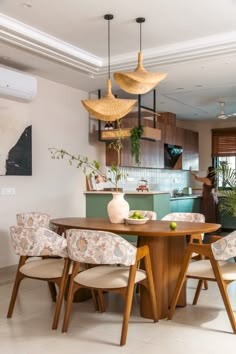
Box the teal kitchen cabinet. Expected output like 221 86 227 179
85 192 171 220
170 197 201 213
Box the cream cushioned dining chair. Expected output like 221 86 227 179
7 212 71 329
161 212 207 290
62 229 158 346
168 231 236 333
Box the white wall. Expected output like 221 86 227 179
0 76 104 268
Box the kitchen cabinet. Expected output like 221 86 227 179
106 118 164 168
85 192 171 220
182 129 199 170
170 197 201 213
105 112 199 170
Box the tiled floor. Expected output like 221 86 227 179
0 265 236 354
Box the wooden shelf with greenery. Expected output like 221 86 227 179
100 126 161 142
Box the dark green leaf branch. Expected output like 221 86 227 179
130 126 144 165
49 148 125 191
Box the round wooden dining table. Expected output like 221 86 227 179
51 217 221 319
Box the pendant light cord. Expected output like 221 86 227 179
108 18 110 79
104 14 113 80
136 17 145 53
140 21 142 52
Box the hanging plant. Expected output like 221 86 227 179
130 126 144 165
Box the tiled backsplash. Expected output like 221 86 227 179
106 166 191 195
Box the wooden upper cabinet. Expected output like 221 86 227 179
105 115 163 168
182 129 199 170
105 111 199 170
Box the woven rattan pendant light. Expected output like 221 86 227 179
82 14 137 121
114 17 167 95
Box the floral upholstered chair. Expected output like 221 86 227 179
7 212 71 329
162 212 207 290
62 229 158 346
168 231 236 333
16 212 51 228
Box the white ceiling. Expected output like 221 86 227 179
1 0 236 121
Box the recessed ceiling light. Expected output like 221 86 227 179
2 56 10 60
195 84 203 87
201 66 207 70
176 87 184 90
22 2 32 8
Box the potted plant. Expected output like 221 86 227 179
130 125 144 165
216 164 236 217
49 148 124 192
49 120 130 223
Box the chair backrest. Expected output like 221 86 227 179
16 212 51 228
129 210 157 220
161 212 205 223
66 229 137 266
10 226 68 258
211 230 236 261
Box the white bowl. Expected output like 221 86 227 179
125 217 149 225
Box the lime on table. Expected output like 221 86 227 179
169 222 177 230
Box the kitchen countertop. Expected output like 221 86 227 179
170 195 202 200
84 191 170 195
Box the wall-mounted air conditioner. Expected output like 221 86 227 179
0 66 37 102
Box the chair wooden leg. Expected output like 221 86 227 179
7 256 27 318
203 280 208 290
210 259 236 333
48 282 57 302
52 259 71 330
120 265 136 346
97 290 106 313
62 262 80 333
91 289 100 311
192 280 203 305
7 272 24 318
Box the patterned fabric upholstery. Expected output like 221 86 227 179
162 212 205 223
129 210 157 220
10 226 68 258
16 212 51 228
211 231 236 261
66 229 137 266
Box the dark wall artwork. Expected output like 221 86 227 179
5 125 32 175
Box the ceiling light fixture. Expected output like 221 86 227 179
22 2 32 8
81 14 137 121
114 17 167 95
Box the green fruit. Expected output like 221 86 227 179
169 222 177 230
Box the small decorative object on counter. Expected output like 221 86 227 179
136 178 149 192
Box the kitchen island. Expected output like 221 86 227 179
85 191 171 220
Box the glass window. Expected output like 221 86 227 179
214 156 236 188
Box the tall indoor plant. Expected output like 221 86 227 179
217 164 236 218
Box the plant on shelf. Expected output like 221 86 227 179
216 164 236 217
130 125 144 165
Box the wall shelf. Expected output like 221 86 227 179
100 126 161 142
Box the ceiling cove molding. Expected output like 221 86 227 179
0 13 102 72
1 13 236 77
